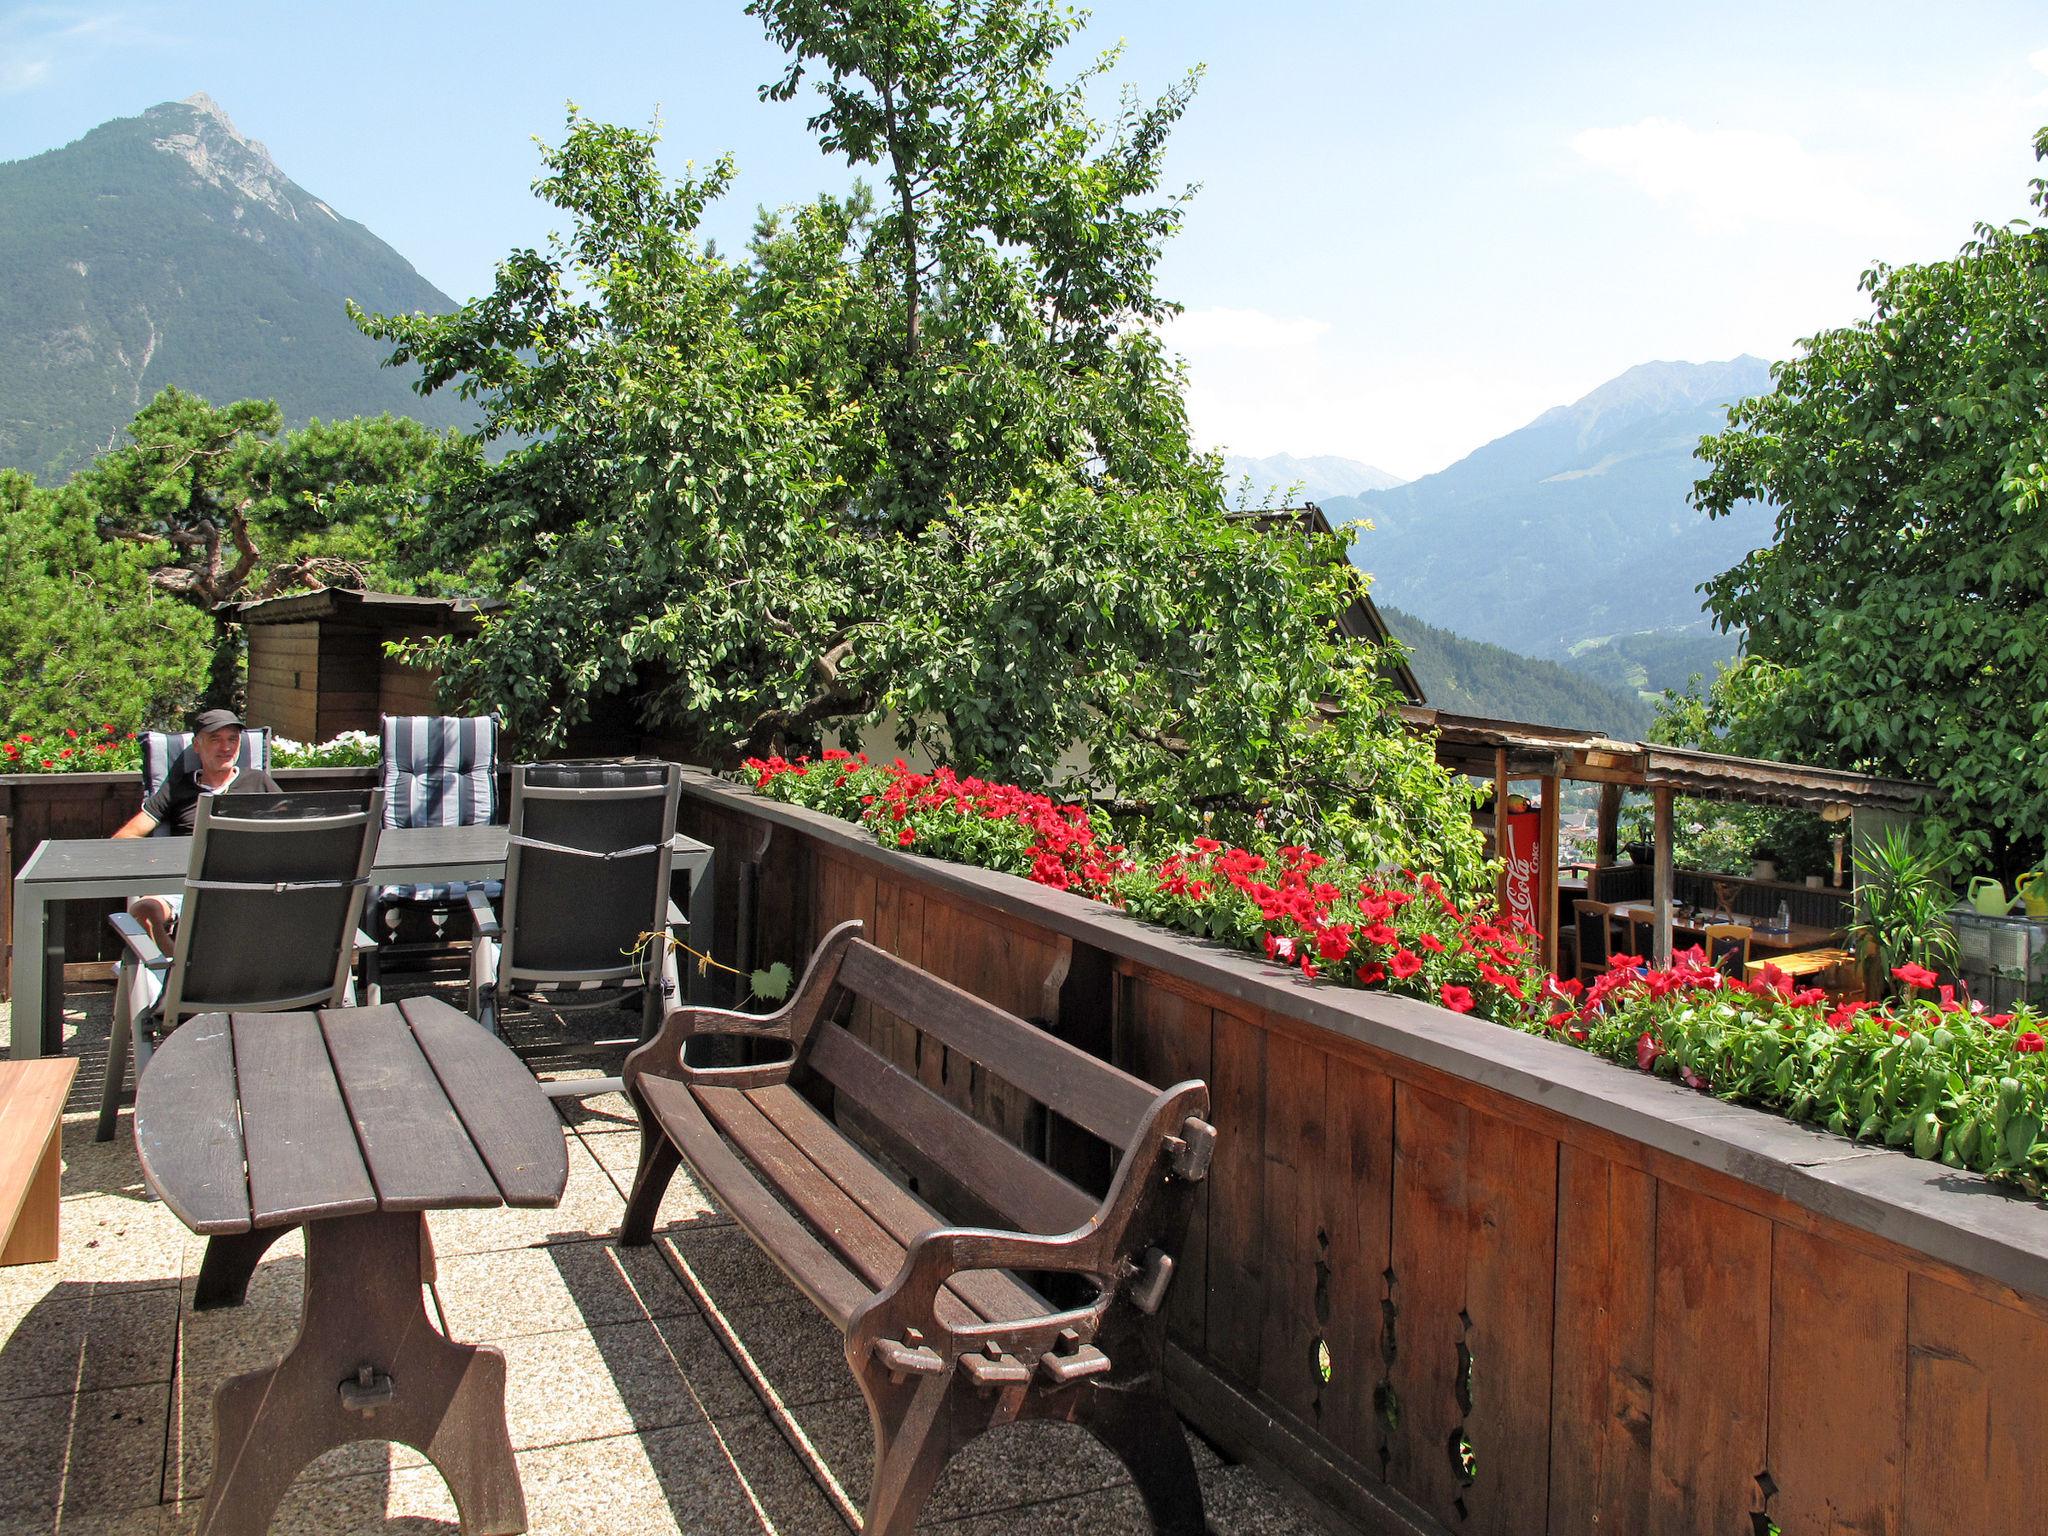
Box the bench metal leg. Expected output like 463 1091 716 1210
196 1210 526 1536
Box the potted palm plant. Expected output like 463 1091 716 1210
1847 826 1959 998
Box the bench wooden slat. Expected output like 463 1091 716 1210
805 1023 1100 1238
0 1059 78 1261
130 1015 252 1235
234 1012 378 1228
636 1074 870 1329
746 1082 1055 1326
320 1007 500 1213
402 997 568 1207
695 1085 990 1332
838 940 1159 1146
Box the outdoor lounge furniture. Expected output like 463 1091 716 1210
8 820 717 1060
364 714 501 992
0 1059 78 1265
619 919 1217 1536
134 997 566 1536
97 789 384 1140
466 760 684 1056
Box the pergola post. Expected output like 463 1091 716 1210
1493 748 1510 917
1539 774 1561 974
1652 786 1674 965
1595 784 1621 867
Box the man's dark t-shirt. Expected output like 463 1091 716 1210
140 756 283 835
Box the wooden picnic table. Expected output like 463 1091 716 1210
135 996 567 1536
1615 904 1840 957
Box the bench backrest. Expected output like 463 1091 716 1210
796 935 1198 1238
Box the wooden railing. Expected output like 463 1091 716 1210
675 768 2048 1536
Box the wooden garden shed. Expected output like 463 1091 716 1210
228 588 484 742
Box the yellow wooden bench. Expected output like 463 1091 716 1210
0 1059 77 1265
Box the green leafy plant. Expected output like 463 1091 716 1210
1849 826 1959 993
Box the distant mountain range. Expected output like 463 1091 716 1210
1221 452 1405 502
1380 604 1654 738
0 93 469 479
1323 356 1774 698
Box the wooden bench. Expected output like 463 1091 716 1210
0 1058 77 1265
619 919 1215 1536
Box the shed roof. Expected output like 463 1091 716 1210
224 587 488 627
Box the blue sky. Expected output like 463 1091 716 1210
4 1 2046 476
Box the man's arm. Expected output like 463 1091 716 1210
112 808 159 839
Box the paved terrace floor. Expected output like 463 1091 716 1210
0 976 1315 1536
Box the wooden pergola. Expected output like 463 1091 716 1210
1401 706 1937 971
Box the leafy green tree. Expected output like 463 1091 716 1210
79 386 444 700
0 470 212 741
357 7 1487 890
1693 129 2048 880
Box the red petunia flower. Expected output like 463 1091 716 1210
1893 962 1940 991
1636 1033 1662 1072
2016 1032 2046 1054
897 827 915 847
1361 922 1399 948
1440 983 1475 1014
1418 933 1447 954
1388 949 1422 979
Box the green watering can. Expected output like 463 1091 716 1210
1969 876 2011 917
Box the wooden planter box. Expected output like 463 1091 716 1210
676 768 2048 1536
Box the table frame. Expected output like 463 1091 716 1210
10 824 715 1058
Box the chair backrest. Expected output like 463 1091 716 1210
498 760 680 988
380 715 499 830
141 728 272 799
1704 923 1752 979
1574 900 1614 970
162 789 384 1026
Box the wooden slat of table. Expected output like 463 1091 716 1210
233 1012 377 1228
319 1006 499 1212
131 1014 253 1235
402 996 567 1207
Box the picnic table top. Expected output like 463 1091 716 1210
135 997 568 1236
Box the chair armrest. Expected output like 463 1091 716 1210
107 913 172 973
466 888 502 940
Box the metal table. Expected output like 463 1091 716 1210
136 997 566 1535
10 824 716 1058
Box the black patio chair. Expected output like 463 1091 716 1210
98 789 384 1141
1574 899 1621 982
466 761 683 1098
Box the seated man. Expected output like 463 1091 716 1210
112 708 282 949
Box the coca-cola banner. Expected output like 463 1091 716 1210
1501 808 1544 934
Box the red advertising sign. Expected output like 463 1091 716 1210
1500 808 1544 934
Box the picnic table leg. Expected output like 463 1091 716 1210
197 1210 526 1536
192 1225 296 1310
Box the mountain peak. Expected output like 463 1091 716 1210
142 93 312 223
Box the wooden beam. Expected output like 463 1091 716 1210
1653 786 1674 966
1595 784 1621 867
1493 747 1510 917
1539 774 1561 975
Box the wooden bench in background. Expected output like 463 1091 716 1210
620 919 1216 1536
0 1058 77 1265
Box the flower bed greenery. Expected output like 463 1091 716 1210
743 752 2048 1198
3 725 381 773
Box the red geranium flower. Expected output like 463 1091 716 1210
1893 962 1940 991
1440 983 1475 1014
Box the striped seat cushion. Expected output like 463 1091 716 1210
141 728 272 798
377 715 500 907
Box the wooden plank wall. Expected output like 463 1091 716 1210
244 621 321 741
689 793 2048 1536
315 627 383 740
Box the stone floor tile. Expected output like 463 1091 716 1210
576 1126 731 1225
709 1298 860 1416
493 1319 709 1450
926 1463 1308 1535
658 1226 805 1313
0 1193 189 1314
425 1138 623 1255
642 1305 768 1423
56 1115 154 1204
688 1416 852 1536
0 1284 178 1402
433 1240 667 1340
0 1382 169 1525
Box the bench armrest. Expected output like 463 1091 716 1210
466 888 502 940
107 912 172 973
850 1221 1110 1351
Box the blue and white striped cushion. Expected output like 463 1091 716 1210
377 715 500 905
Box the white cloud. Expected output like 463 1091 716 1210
0 57 52 93
2030 47 2048 77
1571 116 1904 237
1165 306 1330 353
0 7 182 94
